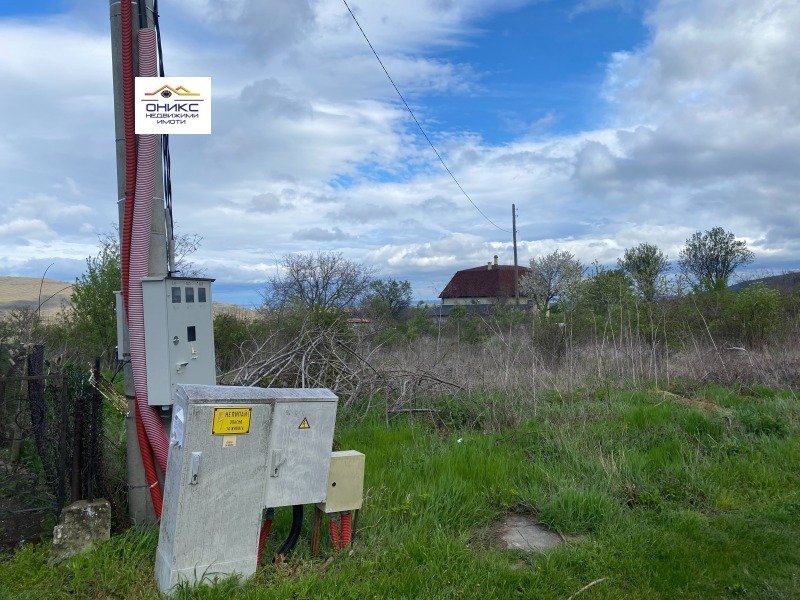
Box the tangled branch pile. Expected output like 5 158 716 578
218 315 462 412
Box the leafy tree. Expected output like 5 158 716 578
68 240 121 366
520 250 584 314
678 227 755 291
732 282 781 344
263 251 374 312
618 243 670 302
584 266 634 315
404 301 435 341
368 278 412 320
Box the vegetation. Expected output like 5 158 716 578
262 251 374 312
520 250 584 313
2 385 799 598
678 227 755 291
618 242 670 302
67 238 121 368
2 228 800 598
367 278 412 321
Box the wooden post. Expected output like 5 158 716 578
311 506 324 556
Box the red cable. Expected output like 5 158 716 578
135 398 162 518
121 5 165 516
120 0 136 317
329 515 341 553
340 512 352 549
257 519 272 565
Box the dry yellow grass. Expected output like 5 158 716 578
0 276 255 320
0 276 73 318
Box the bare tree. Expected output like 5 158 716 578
263 251 374 311
618 243 670 302
520 250 584 313
172 231 205 278
678 227 755 291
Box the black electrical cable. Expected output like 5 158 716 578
151 0 176 264
341 0 510 234
136 0 147 29
275 505 304 556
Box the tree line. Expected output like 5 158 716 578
2 226 794 379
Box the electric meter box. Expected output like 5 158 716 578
141 276 216 405
156 384 337 595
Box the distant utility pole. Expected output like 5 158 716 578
512 204 520 307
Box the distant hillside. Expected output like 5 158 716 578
730 271 800 292
0 276 256 320
0 276 73 318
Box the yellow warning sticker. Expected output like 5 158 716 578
298 417 310 430
212 407 252 435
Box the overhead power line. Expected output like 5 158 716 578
341 0 510 234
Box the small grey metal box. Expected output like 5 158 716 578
317 450 365 513
142 276 216 406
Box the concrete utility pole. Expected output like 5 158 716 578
513 204 520 307
109 0 168 524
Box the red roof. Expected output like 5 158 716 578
439 264 530 299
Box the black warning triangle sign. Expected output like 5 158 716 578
298 417 310 430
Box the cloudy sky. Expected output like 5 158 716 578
1 0 798 305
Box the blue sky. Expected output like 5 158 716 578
428 2 648 140
1 0 798 306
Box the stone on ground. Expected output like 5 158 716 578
50 499 111 564
498 514 567 553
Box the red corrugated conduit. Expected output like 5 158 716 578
119 15 169 516
129 27 170 480
120 0 136 313
135 399 162 518
329 512 352 552
340 511 352 549
257 518 273 565
329 514 340 552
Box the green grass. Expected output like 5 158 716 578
2 385 799 599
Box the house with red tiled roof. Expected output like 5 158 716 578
436 256 530 314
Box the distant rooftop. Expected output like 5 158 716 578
439 263 530 300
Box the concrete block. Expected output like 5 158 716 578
50 499 111 564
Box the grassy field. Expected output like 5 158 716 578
1 384 799 599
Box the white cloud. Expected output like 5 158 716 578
2 0 798 303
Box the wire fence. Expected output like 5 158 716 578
0 345 123 552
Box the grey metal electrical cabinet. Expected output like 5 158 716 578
264 394 338 507
141 276 216 405
156 384 338 595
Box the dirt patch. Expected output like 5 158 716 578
477 513 583 554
